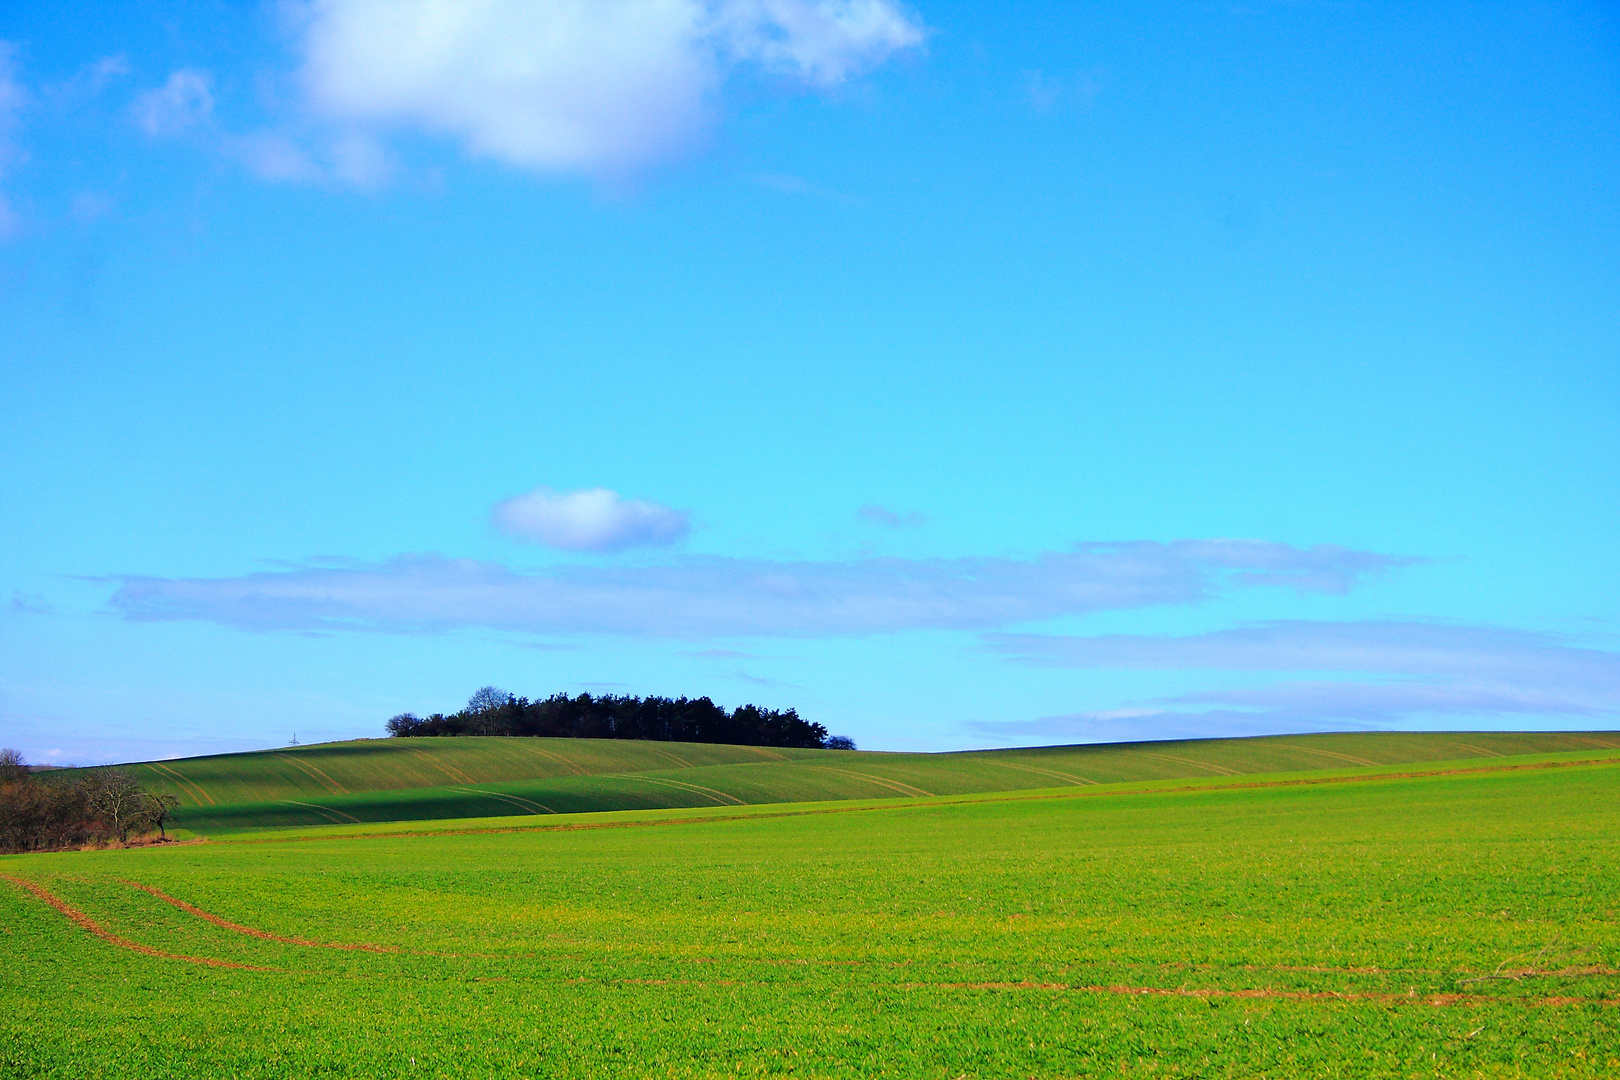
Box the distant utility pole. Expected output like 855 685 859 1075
290 733 299 746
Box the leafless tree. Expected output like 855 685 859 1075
138 791 182 841
0 748 25 784
84 770 149 844
466 686 510 736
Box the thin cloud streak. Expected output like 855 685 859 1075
987 620 1620 690
106 540 1403 639
857 503 928 527
0 42 28 238
973 620 1620 743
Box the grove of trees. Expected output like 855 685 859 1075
0 749 179 854
387 689 853 750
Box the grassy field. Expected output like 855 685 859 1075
4 743 1617 1077
112 730 1620 833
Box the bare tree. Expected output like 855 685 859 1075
84 770 149 844
138 791 182 841
466 686 510 736
0 748 25 784
466 686 509 713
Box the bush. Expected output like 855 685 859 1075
0 751 178 853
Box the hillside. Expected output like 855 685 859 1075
112 730 1620 834
5 754 1618 1076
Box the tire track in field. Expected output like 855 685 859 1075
146 761 216 805
606 774 747 805
1440 740 1504 758
2 873 281 971
1280 746 1380 768
1134 752 1239 776
815 768 933 798
274 753 349 794
121 880 399 952
981 760 1098 786
516 742 590 776
640 745 694 769
448 787 556 815
403 747 474 785
281 799 361 824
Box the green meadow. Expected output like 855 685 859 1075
123 729 1620 833
4 736 1618 1077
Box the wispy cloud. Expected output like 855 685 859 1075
1022 68 1101 115
972 620 1620 741
967 708 1376 747
132 68 214 136
857 503 928 527
278 0 926 181
491 487 691 552
106 540 1404 638
44 54 130 105
987 620 1620 685
0 42 29 238
9 591 50 615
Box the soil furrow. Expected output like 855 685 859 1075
121 879 399 952
2 873 280 971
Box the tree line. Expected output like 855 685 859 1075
0 749 179 854
387 688 854 750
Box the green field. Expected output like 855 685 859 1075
116 729 1620 833
4 736 1618 1077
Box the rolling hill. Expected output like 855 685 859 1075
111 730 1620 834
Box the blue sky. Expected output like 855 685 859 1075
1 1 1617 763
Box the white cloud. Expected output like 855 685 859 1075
106 540 1401 637
288 0 925 176
133 68 215 136
491 487 691 551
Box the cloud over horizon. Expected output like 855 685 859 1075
987 620 1620 686
491 487 691 552
106 539 1401 639
857 504 927 527
285 0 926 178
972 620 1620 740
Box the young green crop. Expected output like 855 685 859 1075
105 729 1620 834
3 755 1617 1077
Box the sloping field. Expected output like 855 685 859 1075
127 737 807 809
122 730 1620 834
3 753 1615 1077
